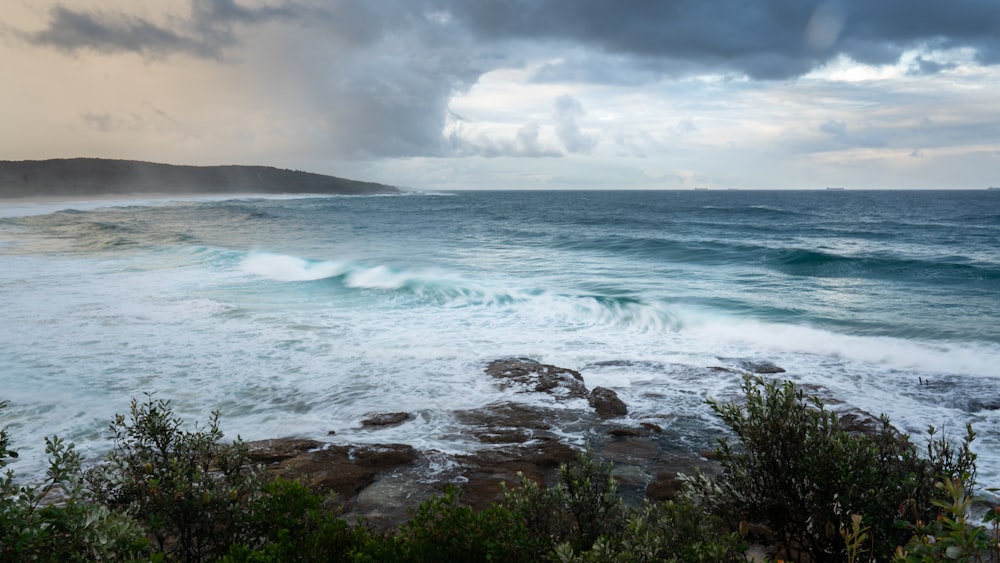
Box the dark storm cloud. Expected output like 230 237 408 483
24 1 1000 76
15 0 1000 159
19 1 304 58
23 6 200 57
19 1 404 59
437 0 1000 80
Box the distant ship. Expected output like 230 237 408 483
825 187 846 191
988 186 1000 190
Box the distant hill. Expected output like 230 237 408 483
0 158 399 198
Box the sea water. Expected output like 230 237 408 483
1 190 999 487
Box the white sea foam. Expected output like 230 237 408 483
240 253 348 281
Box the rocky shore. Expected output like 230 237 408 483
243 357 798 529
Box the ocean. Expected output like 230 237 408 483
1 189 999 487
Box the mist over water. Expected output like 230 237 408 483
1 190 999 487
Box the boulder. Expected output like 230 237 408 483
740 360 786 374
589 386 628 418
838 410 886 436
967 398 1000 412
361 412 412 428
245 438 323 463
485 358 588 400
455 439 580 510
645 473 684 501
268 443 418 500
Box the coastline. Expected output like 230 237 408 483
0 158 399 198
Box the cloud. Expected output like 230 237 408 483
450 121 562 158
81 111 146 133
9 0 1000 165
438 0 1000 80
23 6 200 58
19 0 304 59
553 95 596 154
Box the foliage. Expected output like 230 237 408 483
702 375 978 563
3 384 998 562
499 449 625 557
222 477 377 562
86 394 262 562
380 484 529 562
1 401 145 561
551 497 745 563
893 478 999 563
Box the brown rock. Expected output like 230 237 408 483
274 444 418 500
485 358 588 400
245 438 323 463
646 473 684 501
455 402 565 444
360 412 412 428
608 427 643 437
455 402 555 432
838 409 897 438
455 439 580 510
640 422 664 433
589 386 628 418
741 360 786 374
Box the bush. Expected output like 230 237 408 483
702 375 978 563
86 395 262 562
382 485 529 562
500 449 625 557
551 498 745 563
223 477 377 562
893 477 998 562
1 401 145 561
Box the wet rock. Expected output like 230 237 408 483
589 386 628 418
968 398 1000 412
455 402 556 433
640 422 664 433
646 473 684 501
269 443 418 500
600 436 659 466
485 358 588 400
838 410 887 436
361 412 412 428
455 402 560 445
245 438 323 463
740 360 786 374
455 439 580 510
608 427 643 437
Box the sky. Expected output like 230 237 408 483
2 0 1000 190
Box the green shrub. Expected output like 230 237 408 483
223 477 375 562
499 449 625 558
1 401 145 561
893 477 997 562
86 395 262 562
702 375 978 563
382 484 531 562
551 498 745 563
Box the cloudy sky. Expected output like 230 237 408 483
3 0 1000 189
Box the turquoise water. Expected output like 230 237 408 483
1 190 999 485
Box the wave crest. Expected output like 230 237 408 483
239 252 681 331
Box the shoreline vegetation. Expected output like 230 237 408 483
3 361 999 562
0 158 399 198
